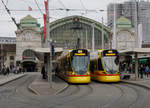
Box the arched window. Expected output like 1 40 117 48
23 49 35 60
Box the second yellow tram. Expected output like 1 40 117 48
90 49 120 82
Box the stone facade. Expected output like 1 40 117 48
115 17 136 51
0 37 16 68
107 1 150 46
15 15 42 72
16 29 41 61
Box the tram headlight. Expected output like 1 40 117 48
87 72 90 75
71 72 75 75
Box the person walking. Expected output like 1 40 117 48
145 65 150 78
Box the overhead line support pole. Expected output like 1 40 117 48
102 17 104 49
46 0 52 88
113 3 116 49
92 23 95 52
134 0 138 80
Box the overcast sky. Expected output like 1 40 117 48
0 0 130 37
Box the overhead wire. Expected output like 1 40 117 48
79 0 87 15
57 0 67 9
34 0 43 15
1 0 20 29
0 8 108 12
0 0 8 15
57 0 70 16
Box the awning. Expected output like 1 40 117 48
21 59 38 63
132 58 148 63
35 47 63 53
119 48 150 54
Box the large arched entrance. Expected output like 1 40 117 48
22 49 37 72
22 61 36 72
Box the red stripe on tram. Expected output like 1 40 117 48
95 73 120 76
68 75 90 77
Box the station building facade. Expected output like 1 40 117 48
42 16 112 50
0 37 16 69
1 15 112 72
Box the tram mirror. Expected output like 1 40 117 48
115 56 119 65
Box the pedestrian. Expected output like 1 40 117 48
2 66 7 76
12 66 16 74
138 66 141 78
145 65 150 78
139 65 144 79
6 66 10 75
41 65 46 79
19 67 22 74
16 66 19 74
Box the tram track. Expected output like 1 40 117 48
122 83 143 108
56 85 80 98
0 75 40 104
48 84 93 108
15 75 41 104
100 83 125 108
100 82 140 108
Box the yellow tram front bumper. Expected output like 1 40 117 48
98 75 120 82
67 75 91 83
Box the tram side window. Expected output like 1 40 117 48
67 58 72 71
98 58 104 71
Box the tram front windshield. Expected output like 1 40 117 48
72 56 89 75
102 56 119 74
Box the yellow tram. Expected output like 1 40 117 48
55 49 91 83
90 49 120 82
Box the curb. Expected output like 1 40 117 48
27 75 69 96
55 83 69 95
121 80 150 90
0 74 26 86
28 84 40 96
27 75 40 96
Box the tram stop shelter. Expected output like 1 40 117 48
119 48 150 80
35 47 63 78
35 47 63 62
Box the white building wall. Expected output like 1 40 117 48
16 29 41 61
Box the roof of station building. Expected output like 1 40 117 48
44 15 111 33
20 15 40 28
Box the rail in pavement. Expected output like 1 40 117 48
29 73 150 96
